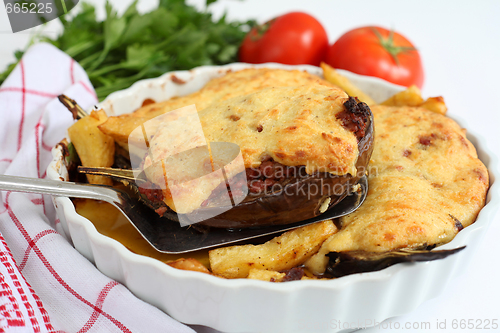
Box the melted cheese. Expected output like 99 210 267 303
200 85 356 174
99 68 335 144
305 105 489 274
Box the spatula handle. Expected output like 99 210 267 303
0 174 119 204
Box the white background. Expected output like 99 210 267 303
1 1 499 332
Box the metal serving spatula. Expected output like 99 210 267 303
0 174 367 253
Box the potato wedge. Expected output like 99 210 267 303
419 96 447 115
381 85 424 106
381 86 447 115
321 62 376 105
247 268 325 281
67 109 115 185
303 238 334 275
98 114 149 145
167 258 211 274
247 269 285 282
209 220 337 279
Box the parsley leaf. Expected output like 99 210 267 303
0 0 255 100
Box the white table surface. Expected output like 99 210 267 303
1 1 499 332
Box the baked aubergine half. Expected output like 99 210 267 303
134 84 374 228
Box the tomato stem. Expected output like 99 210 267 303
251 19 276 42
371 27 416 65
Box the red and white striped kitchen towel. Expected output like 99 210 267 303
0 43 195 333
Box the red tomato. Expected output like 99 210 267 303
325 26 424 88
239 12 328 66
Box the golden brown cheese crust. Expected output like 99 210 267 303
306 105 489 274
200 85 356 174
137 68 334 117
99 68 334 144
145 85 357 213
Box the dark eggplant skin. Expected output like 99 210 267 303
324 246 466 278
184 98 375 228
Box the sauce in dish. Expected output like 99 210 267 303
74 199 211 268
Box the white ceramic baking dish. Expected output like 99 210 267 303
47 63 499 333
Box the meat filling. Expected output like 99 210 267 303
201 159 308 208
336 97 371 141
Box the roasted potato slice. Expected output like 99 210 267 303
381 85 424 106
419 96 447 115
381 85 447 114
98 115 148 145
67 109 115 185
247 268 324 281
321 62 376 105
167 258 211 274
247 269 285 282
209 220 337 279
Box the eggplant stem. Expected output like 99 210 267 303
58 95 89 120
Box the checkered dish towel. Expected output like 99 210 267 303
0 43 195 333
